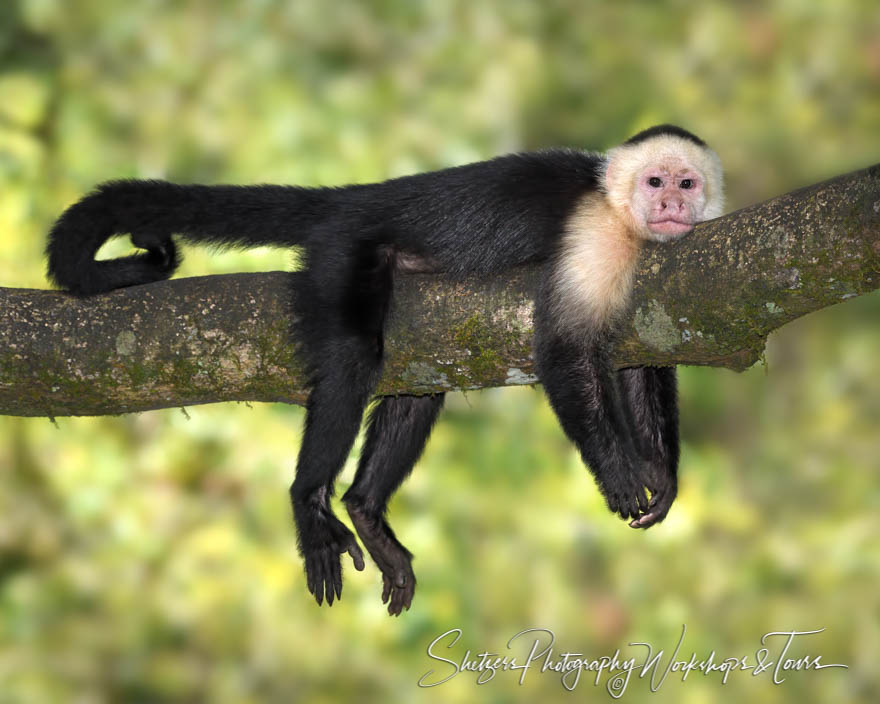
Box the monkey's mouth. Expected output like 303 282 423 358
647 219 693 236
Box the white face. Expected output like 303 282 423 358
603 135 724 243
633 159 708 242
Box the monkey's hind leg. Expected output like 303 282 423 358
290 239 395 607
290 344 379 607
343 394 445 616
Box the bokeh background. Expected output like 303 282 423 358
1 1 879 702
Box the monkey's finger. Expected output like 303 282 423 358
632 495 645 520
308 564 324 606
630 499 642 520
648 484 669 510
382 574 392 604
630 510 661 528
631 510 649 527
635 488 650 513
607 493 620 515
389 588 405 617
323 554 335 606
325 552 339 606
306 557 323 606
630 507 658 527
305 562 315 598
332 555 343 602
401 585 414 613
347 541 366 571
631 494 674 527
619 494 639 521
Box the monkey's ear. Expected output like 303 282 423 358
602 161 616 193
601 149 622 196
601 151 626 209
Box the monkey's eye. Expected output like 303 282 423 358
680 179 694 189
648 177 663 188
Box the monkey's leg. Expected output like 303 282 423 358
536 331 652 523
290 236 397 607
290 337 386 607
617 366 679 528
343 394 445 616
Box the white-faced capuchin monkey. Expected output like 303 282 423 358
46 124 724 615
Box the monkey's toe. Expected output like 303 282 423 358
382 566 416 616
304 548 342 606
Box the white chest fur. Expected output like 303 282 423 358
549 194 641 333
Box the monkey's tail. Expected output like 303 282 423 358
46 180 330 295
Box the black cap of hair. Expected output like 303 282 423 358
623 124 706 147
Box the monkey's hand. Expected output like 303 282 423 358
628 460 677 529
345 500 416 617
294 503 365 607
600 463 653 524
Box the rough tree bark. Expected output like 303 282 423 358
1 163 878 418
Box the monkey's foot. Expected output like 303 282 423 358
297 508 365 606
345 501 416 616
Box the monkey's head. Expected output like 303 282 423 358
602 125 724 243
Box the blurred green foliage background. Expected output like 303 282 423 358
1 1 879 702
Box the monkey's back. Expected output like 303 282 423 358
333 149 604 275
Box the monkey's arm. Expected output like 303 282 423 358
535 329 652 521
617 366 679 527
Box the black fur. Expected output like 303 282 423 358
624 123 706 147
46 137 686 613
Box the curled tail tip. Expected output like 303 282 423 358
47 237 181 296
45 184 182 295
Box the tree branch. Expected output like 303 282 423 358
2 164 878 417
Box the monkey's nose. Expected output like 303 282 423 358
660 197 685 212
